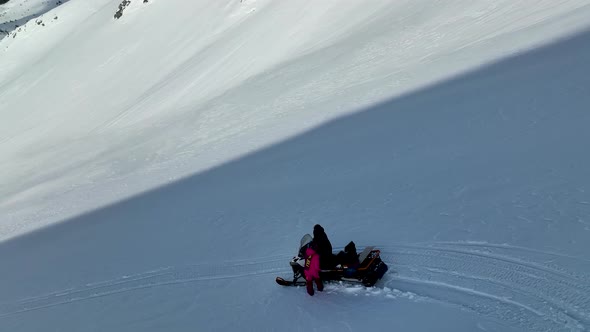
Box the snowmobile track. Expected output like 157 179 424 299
1 243 588 332
0 256 291 318
377 243 590 332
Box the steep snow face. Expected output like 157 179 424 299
1 1 590 331
1 0 589 239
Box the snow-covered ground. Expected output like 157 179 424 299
1 0 589 331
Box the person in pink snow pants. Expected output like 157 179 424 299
304 244 324 296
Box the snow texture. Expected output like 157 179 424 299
1 0 590 331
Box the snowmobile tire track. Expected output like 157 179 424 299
377 243 590 332
0 256 291 318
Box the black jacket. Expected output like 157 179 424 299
313 224 334 269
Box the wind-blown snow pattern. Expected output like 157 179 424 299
1 0 590 331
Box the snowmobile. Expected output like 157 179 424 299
276 234 388 287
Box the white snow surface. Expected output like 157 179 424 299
1 0 590 331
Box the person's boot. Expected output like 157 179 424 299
315 279 324 292
306 280 314 296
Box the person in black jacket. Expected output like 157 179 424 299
313 224 335 269
336 241 360 268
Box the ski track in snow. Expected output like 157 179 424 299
1 243 588 331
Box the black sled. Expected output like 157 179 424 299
276 234 388 287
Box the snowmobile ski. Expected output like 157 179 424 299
276 276 306 287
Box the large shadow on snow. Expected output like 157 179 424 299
1 29 590 289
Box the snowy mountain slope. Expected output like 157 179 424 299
1 0 590 331
0 0 69 38
2 29 590 331
2 0 590 240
